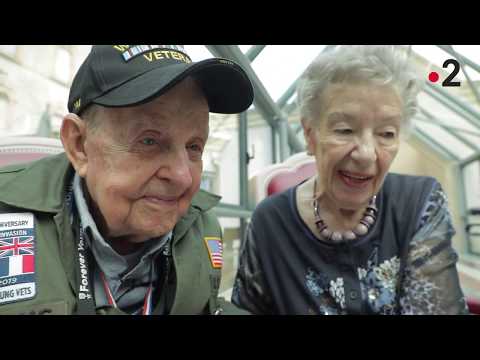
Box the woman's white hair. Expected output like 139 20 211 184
297 45 423 133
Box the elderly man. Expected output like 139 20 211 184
0 45 253 315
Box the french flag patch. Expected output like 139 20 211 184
0 213 36 305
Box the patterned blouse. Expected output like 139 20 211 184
232 174 469 315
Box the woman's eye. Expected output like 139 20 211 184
334 129 353 135
141 138 157 146
381 131 396 139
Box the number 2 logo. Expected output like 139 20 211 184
442 59 461 87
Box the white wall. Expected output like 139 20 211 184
0 45 91 136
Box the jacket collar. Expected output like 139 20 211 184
0 153 73 213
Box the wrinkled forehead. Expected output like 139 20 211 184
319 82 404 115
95 97 210 138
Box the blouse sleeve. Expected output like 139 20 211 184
231 222 274 314
399 182 469 315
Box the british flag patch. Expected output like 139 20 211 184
204 237 223 269
0 213 36 304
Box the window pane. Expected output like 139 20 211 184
412 45 454 70
0 46 90 137
418 91 480 134
204 113 240 205
71 46 91 77
469 223 480 255
218 217 241 296
54 47 71 83
0 45 17 57
456 132 480 151
251 45 327 102
247 109 273 176
239 45 252 54
414 121 475 159
0 95 8 130
464 161 480 209
464 161 480 255
184 45 214 61
452 45 480 81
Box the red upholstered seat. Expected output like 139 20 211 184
249 151 316 206
266 162 316 196
467 298 480 315
0 136 64 167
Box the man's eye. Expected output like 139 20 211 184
189 144 203 152
141 138 157 146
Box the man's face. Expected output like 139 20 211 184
81 77 209 244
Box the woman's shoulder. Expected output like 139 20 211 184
381 173 445 228
383 173 439 191
382 173 440 203
377 174 447 247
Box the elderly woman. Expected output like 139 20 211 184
231 45 469 315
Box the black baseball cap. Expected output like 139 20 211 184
68 45 254 115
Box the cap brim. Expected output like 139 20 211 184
92 59 254 114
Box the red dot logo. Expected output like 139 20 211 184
428 72 439 83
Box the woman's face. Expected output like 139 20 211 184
303 82 403 211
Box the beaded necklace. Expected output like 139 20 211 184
312 180 377 242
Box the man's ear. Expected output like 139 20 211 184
301 117 315 156
60 113 88 177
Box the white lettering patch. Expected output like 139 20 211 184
0 283 35 304
0 213 34 231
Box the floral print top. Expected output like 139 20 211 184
232 174 469 315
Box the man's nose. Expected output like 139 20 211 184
156 150 193 189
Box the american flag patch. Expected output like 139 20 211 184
204 237 223 269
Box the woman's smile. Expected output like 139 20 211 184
337 170 375 190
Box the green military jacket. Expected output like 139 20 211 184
0 153 247 315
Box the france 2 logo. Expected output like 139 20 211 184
428 59 461 87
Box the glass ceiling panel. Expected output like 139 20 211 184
417 91 480 133
239 45 252 53
458 133 480 150
452 45 480 81
183 45 480 162
411 45 453 67
250 45 326 102
184 45 214 62
456 64 479 82
453 45 480 63
414 121 476 159
415 114 480 152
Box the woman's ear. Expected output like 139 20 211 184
60 113 88 177
301 117 316 156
